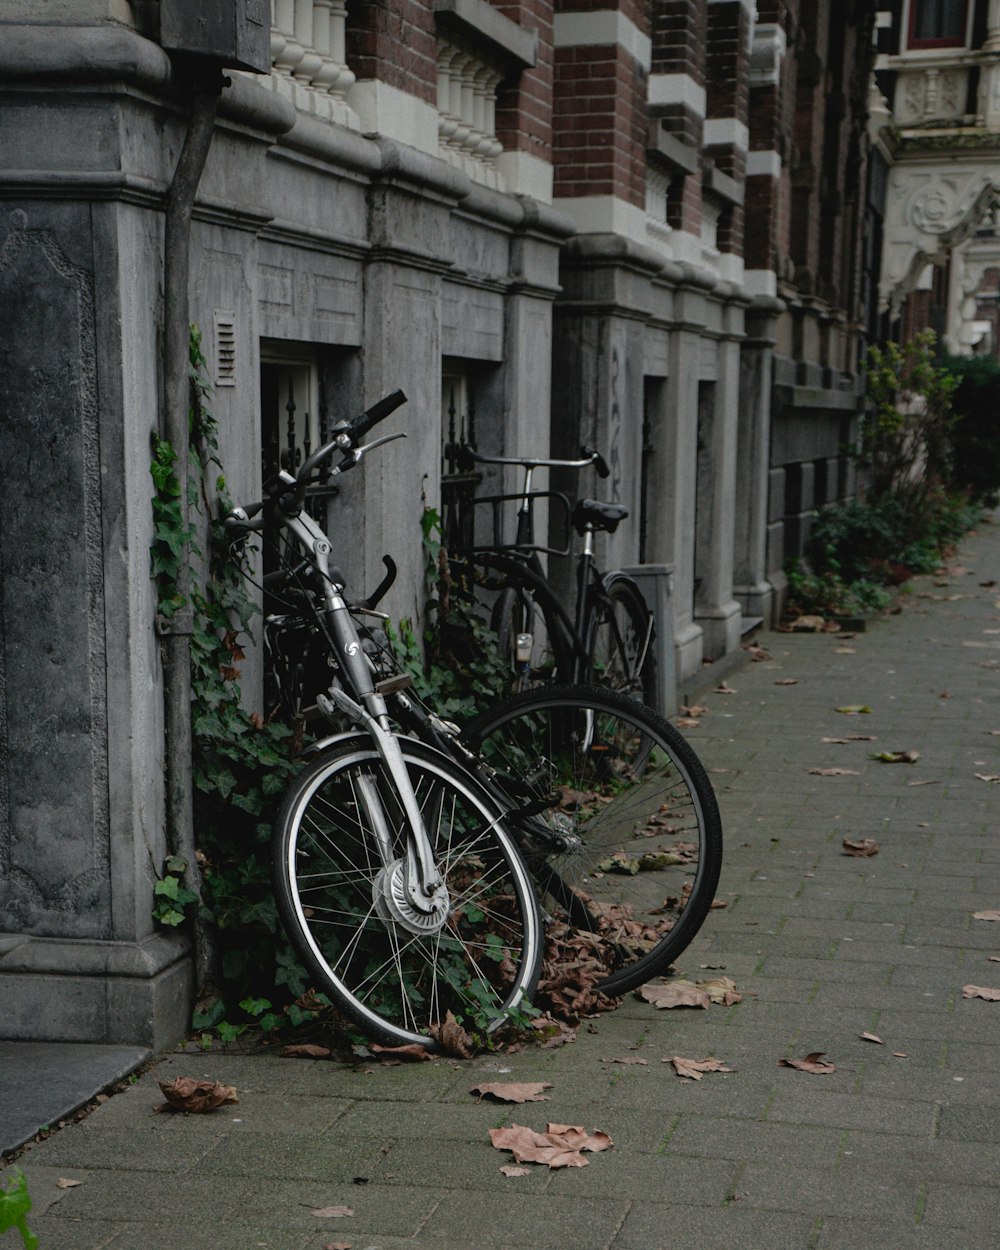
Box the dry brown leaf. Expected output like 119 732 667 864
779 1052 836 1074
975 774 1000 784
835 705 872 715
821 735 876 744
281 1043 333 1059
859 1031 883 1044
427 1010 477 1058
842 838 879 857
745 644 772 662
973 910 1000 922
774 677 799 686
470 1082 553 1103
680 704 709 717
311 1206 355 1219
56 1178 83 1189
785 614 827 632
714 682 737 694
323 1242 352 1250
604 1056 648 1066
369 1042 432 1062
809 767 860 777
500 1166 530 1178
668 1056 734 1080
637 982 710 1010
675 717 701 728
871 750 920 764
962 985 1000 1001
833 646 856 654
155 1077 239 1114
489 1123 613 1169
893 1052 908 1058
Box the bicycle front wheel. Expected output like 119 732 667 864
272 737 543 1048
462 686 722 996
587 579 654 700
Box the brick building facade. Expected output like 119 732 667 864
0 0 879 1047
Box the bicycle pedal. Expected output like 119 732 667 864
376 673 413 695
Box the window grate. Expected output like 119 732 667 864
213 311 236 387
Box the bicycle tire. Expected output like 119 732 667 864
272 736 543 1048
587 579 654 701
461 686 722 996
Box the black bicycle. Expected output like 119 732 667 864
252 402 723 1016
447 444 655 701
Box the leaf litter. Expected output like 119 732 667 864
489 1123 613 1169
638 975 741 1010
779 1052 836 1074
842 838 879 857
963 985 1000 1001
155 1077 238 1114
470 1082 553 1103
667 1056 734 1080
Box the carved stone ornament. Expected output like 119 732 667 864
880 164 1000 312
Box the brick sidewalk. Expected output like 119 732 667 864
5 518 1000 1249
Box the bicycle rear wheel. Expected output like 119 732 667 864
587 579 654 701
462 686 722 996
272 736 543 1047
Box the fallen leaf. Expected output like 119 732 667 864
990 956 1000 962
323 1242 352 1250
779 1052 836 1074
281 1043 333 1059
833 646 856 654
821 735 876 744
842 838 879 857
859 1031 883 1044
675 717 701 728
774 678 799 686
745 644 772 662
668 1056 734 1080
428 1011 476 1058
56 1178 83 1189
311 1207 355 1219
973 911 1000 922
638 982 709 1010
907 779 938 787
714 682 737 694
785 614 827 632
962 985 1000 1001
369 1042 432 1062
500 1166 530 1178
809 767 860 776
489 1123 613 1169
680 704 709 717
155 1077 239 1114
893 1051 908 1058
470 1082 553 1103
870 750 919 764
836 705 872 715
975 774 1000 784
604 1056 648 1066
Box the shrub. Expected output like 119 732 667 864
941 353 1000 505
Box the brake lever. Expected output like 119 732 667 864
336 430 407 472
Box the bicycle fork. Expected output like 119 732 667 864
301 526 450 932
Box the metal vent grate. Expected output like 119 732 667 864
213 311 236 387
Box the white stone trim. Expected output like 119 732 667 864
647 73 706 116
554 194 651 243
553 11 651 69
746 149 782 178
496 149 554 203
703 117 749 152
347 80 440 156
743 269 778 298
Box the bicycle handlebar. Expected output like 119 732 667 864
224 389 408 532
459 443 609 475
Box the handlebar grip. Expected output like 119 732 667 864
582 446 611 479
350 389 407 441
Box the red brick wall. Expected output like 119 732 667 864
346 0 437 104
493 0 555 156
552 34 649 206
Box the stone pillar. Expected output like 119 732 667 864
665 323 704 680
733 296 780 626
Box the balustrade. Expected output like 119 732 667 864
251 0 358 127
436 37 506 188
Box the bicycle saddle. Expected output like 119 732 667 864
573 498 629 534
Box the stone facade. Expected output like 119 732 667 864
0 0 878 1046
874 0 1000 353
